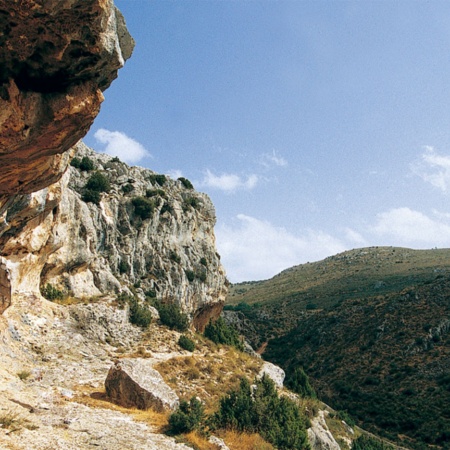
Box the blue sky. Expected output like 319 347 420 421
85 0 450 282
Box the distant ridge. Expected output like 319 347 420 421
225 246 450 449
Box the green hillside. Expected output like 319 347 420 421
225 247 450 449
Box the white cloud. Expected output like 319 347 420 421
166 169 183 180
94 128 151 164
370 207 450 246
215 214 347 282
200 170 258 193
411 146 450 192
260 150 288 168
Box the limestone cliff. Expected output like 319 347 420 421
46 144 228 328
0 143 227 327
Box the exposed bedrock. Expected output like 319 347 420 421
0 0 134 195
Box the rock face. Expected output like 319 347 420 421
308 411 341 450
0 143 227 326
0 0 134 197
105 358 179 411
258 361 285 388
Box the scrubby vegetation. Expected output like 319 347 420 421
121 183 134 193
41 283 64 301
169 397 205 434
211 375 310 450
128 296 152 328
285 367 316 399
131 196 156 220
82 171 110 204
178 335 196 352
71 156 95 171
204 317 244 351
178 177 194 189
351 435 394 450
153 300 189 332
149 174 167 186
230 247 450 449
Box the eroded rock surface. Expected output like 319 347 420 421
0 0 134 196
308 410 341 450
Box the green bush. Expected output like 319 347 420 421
169 397 204 434
41 283 64 301
204 317 244 351
129 297 152 328
70 157 81 168
79 156 95 171
178 177 194 189
183 196 199 210
178 335 196 352
185 270 195 282
132 196 156 220
82 189 101 205
170 251 181 264
352 435 394 449
286 367 316 398
146 189 166 198
118 260 130 274
211 375 310 450
200 257 208 266
85 171 110 192
121 183 134 194
154 301 189 332
149 174 167 186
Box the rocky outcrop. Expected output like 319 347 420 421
105 358 179 411
0 143 227 326
41 144 227 325
258 361 285 388
0 0 134 197
308 411 341 450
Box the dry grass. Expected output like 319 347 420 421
180 431 218 450
0 409 37 433
71 386 170 432
216 431 274 450
155 346 263 413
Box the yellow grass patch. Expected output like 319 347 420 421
217 430 274 450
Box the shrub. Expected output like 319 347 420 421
121 183 134 194
178 177 194 189
41 283 64 301
132 196 156 220
118 260 130 274
178 335 196 352
145 289 157 299
212 375 310 450
146 189 166 198
204 317 244 351
352 435 394 449
129 297 152 328
149 174 167 186
17 370 31 381
70 157 81 168
79 156 95 171
155 301 189 332
286 367 316 398
185 270 195 282
85 171 110 192
183 196 199 210
169 397 204 434
111 156 121 163
170 251 181 264
200 257 207 266
82 189 101 205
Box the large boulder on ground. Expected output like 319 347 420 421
105 358 179 412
